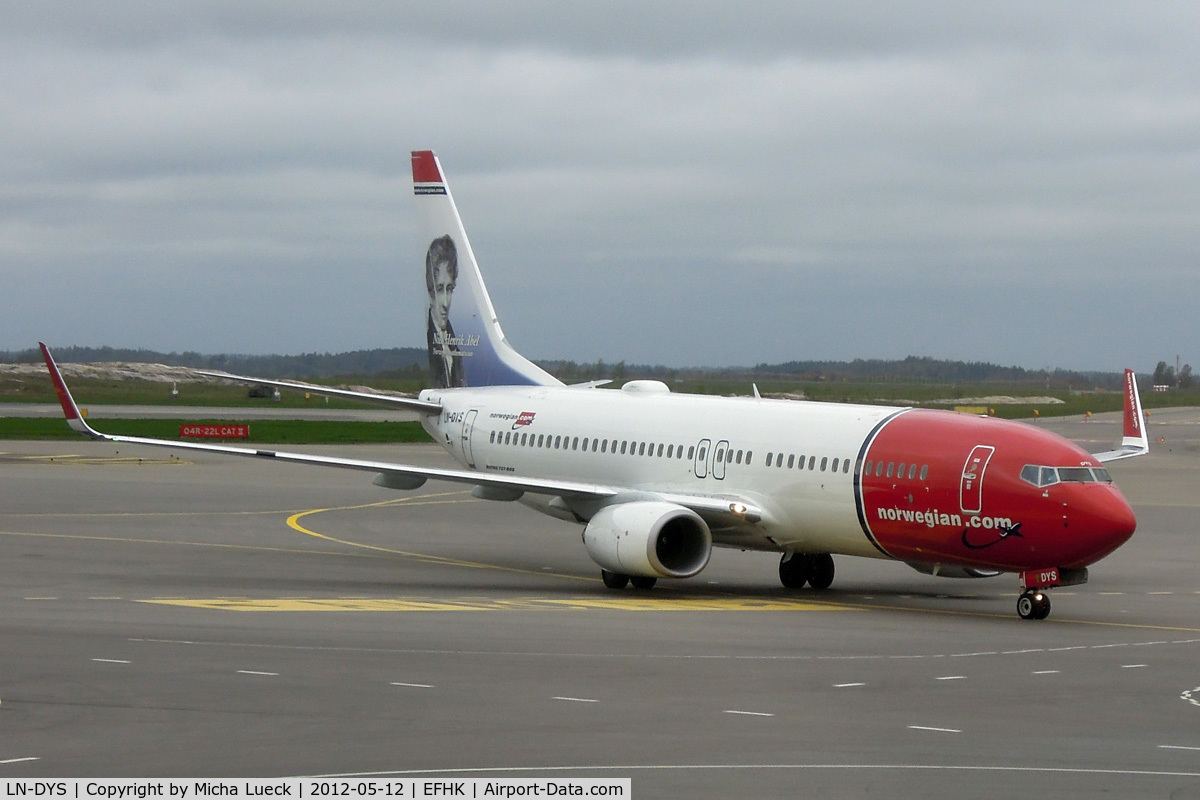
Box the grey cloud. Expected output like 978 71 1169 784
3 3 1198 370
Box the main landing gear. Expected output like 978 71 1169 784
779 552 835 590
1017 589 1051 620
600 570 657 590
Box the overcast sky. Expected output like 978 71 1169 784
3 2 1197 371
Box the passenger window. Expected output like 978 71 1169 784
786 454 794 468
554 435 562 449
601 439 607 453
659 444 665 458
582 437 589 451
592 439 599 453
519 433 527 446
489 431 496 443
504 431 511 445
820 457 828 472
736 450 743 465
666 444 674 458
886 462 894 478
897 462 905 478
572 437 579 451
716 447 725 463
864 459 872 475
688 446 695 460
745 450 753 465
843 459 851 474
638 442 646 456
919 464 928 481
831 458 839 472
907 464 917 480
620 441 628 455
767 453 774 467
698 447 707 461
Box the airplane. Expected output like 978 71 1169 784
39 149 1150 621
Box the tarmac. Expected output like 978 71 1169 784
0 408 1197 797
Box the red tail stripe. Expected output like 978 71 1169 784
411 150 443 184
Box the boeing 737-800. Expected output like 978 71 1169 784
40 149 1150 620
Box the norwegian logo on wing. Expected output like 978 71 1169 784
512 411 536 430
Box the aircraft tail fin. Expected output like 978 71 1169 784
413 150 561 389
1094 369 1150 463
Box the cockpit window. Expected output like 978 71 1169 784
1058 467 1095 483
1021 464 1113 487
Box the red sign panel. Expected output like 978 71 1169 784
180 424 250 439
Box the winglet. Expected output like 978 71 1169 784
1094 368 1149 463
39 342 105 439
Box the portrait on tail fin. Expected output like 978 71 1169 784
425 234 466 388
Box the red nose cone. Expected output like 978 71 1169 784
1074 488 1137 566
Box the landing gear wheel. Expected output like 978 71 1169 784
601 570 630 589
630 576 658 590
808 553 835 590
1017 590 1051 620
779 553 811 589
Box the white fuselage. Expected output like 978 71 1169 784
421 381 901 560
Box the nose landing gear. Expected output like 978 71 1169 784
1016 567 1086 620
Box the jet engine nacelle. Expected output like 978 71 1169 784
906 561 1001 579
582 501 712 579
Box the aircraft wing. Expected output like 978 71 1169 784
1093 369 1150 463
194 369 442 414
39 344 767 528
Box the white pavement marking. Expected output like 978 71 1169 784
834 683 866 688
390 682 434 689
307 763 1200 779
1121 664 1148 669
91 658 131 664
1159 745 1200 752
1033 670 1061 675
1182 687 1200 707
0 758 40 765
936 676 967 681
908 726 962 733
552 697 598 703
725 710 774 717
237 670 278 676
